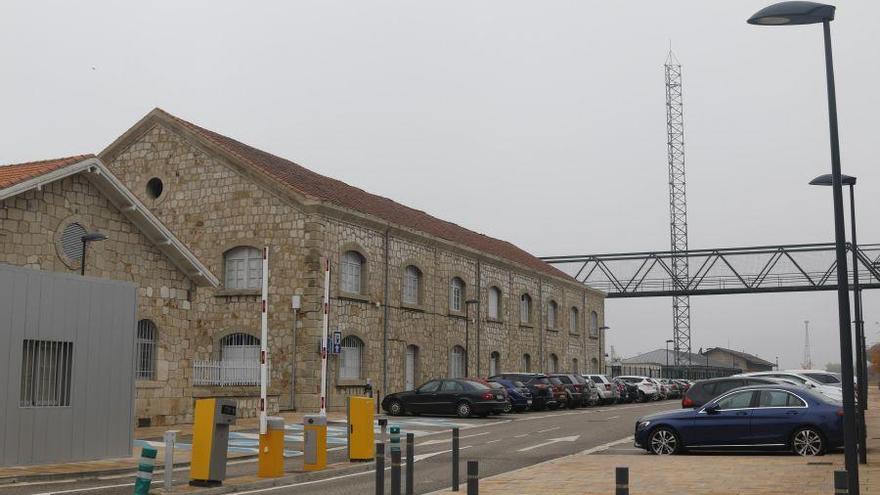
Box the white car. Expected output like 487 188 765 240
617 376 659 401
736 371 842 401
787 369 846 388
584 374 619 404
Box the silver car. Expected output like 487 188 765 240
585 374 620 404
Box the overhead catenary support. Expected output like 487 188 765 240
260 246 269 434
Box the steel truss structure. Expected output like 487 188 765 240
542 242 880 298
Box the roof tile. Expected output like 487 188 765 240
0 155 94 189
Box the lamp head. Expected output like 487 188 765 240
747 1 835 26
81 232 108 243
809 173 856 186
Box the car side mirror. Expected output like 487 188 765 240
705 403 720 414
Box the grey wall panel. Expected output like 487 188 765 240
0 264 136 467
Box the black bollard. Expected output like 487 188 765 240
466 461 478 495
616 467 629 495
452 427 460 491
375 443 385 495
391 448 402 495
406 433 414 495
834 470 848 495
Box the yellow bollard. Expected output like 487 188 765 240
303 415 327 471
190 398 237 487
258 416 285 478
347 396 375 461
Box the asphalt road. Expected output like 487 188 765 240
0 400 678 495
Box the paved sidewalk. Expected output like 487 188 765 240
0 411 347 483
436 392 880 495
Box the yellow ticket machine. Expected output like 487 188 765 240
258 416 285 478
303 415 327 471
347 396 375 461
190 398 236 487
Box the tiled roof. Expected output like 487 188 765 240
705 347 775 367
153 109 576 283
0 155 94 189
621 349 739 369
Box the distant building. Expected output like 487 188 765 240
616 348 741 379
703 347 774 372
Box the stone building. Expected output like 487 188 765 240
703 347 774 372
0 155 217 426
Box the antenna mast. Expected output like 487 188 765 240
802 320 813 369
665 50 692 371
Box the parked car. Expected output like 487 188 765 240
660 379 681 399
585 374 619 405
547 376 569 409
614 377 637 403
649 378 667 400
736 371 842 402
682 376 781 408
618 376 659 402
787 369 844 388
673 379 692 393
382 378 507 418
550 374 585 409
490 373 557 410
579 375 601 406
489 378 533 413
635 384 844 456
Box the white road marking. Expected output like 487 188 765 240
486 439 501 444
578 436 635 455
516 435 580 452
32 482 138 495
537 426 560 433
514 434 528 438
461 432 491 439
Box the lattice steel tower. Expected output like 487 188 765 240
665 50 692 368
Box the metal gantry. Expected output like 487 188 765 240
665 51 692 367
541 242 880 297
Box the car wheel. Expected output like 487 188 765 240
503 401 513 414
792 427 825 456
456 401 472 418
637 392 646 403
648 427 681 455
388 400 404 416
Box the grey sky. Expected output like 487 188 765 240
2 1 878 369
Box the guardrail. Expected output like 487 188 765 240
192 360 270 386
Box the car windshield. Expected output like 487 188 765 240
530 377 550 385
466 381 490 390
548 377 563 385
803 373 840 384
621 377 641 384
513 381 526 388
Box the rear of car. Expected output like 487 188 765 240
490 378 533 412
682 376 778 408
547 376 568 410
619 376 658 401
462 379 508 416
490 373 556 410
550 374 585 409
586 374 619 404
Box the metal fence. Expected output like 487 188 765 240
192 360 269 386
605 364 740 380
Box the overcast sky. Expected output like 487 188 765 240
3 1 878 370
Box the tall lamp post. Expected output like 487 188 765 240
599 326 610 373
811 172 867 464
464 299 479 377
665 339 674 378
749 3 859 491
80 232 108 276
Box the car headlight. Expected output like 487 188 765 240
636 420 651 431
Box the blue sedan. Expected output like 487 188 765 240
634 384 843 456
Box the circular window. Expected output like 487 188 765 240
146 177 164 199
61 222 87 262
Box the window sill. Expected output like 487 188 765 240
546 328 559 333
486 317 503 324
337 379 368 387
136 380 164 389
569 332 581 337
401 302 426 312
215 288 260 297
339 291 372 304
519 323 534 329
447 311 467 319
588 334 599 340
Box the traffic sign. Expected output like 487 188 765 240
332 331 342 355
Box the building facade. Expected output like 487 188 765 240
703 347 774 372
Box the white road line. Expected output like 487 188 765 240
486 439 501 444
32 482 138 495
578 436 634 455
0 478 79 488
514 433 528 438
537 426 560 433
516 435 579 452
461 431 491 440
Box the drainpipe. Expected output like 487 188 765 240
475 259 481 376
290 295 301 410
538 279 544 372
382 227 390 398
583 291 588 373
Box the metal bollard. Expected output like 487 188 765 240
391 448 402 495
405 433 414 495
379 417 388 446
376 443 385 495
615 467 629 495
452 427 460 491
834 470 847 495
163 430 178 493
466 461 478 495
134 446 157 495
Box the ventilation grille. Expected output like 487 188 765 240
61 223 87 262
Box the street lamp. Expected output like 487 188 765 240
464 299 479 377
750 3 860 491
80 231 107 276
665 339 674 378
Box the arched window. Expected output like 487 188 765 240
572 358 579 374
224 246 262 290
405 345 419 390
449 277 465 312
220 333 260 362
449 345 466 378
340 336 365 379
136 319 157 380
489 351 501 376
341 251 366 294
548 353 559 374
547 301 558 329
591 357 599 373
522 353 532 372
590 311 599 337
403 265 422 304
570 307 579 333
488 286 501 320
520 294 532 324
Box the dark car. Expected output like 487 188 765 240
382 378 507 418
682 376 780 408
613 377 636 403
550 374 585 409
635 384 844 456
490 378 533 412
547 376 569 410
490 373 557 410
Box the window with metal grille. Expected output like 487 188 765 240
136 319 157 380
547 301 558 329
449 345 466 378
488 287 501 319
548 353 558 374
489 351 500 376
402 265 421 305
449 277 464 312
340 336 364 380
520 294 531 324
61 223 87 262
20 340 73 407
522 353 531 372
341 251 365 294
224 247 262 290
220 333 260 362
590 311 599 337
569 307 579 333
